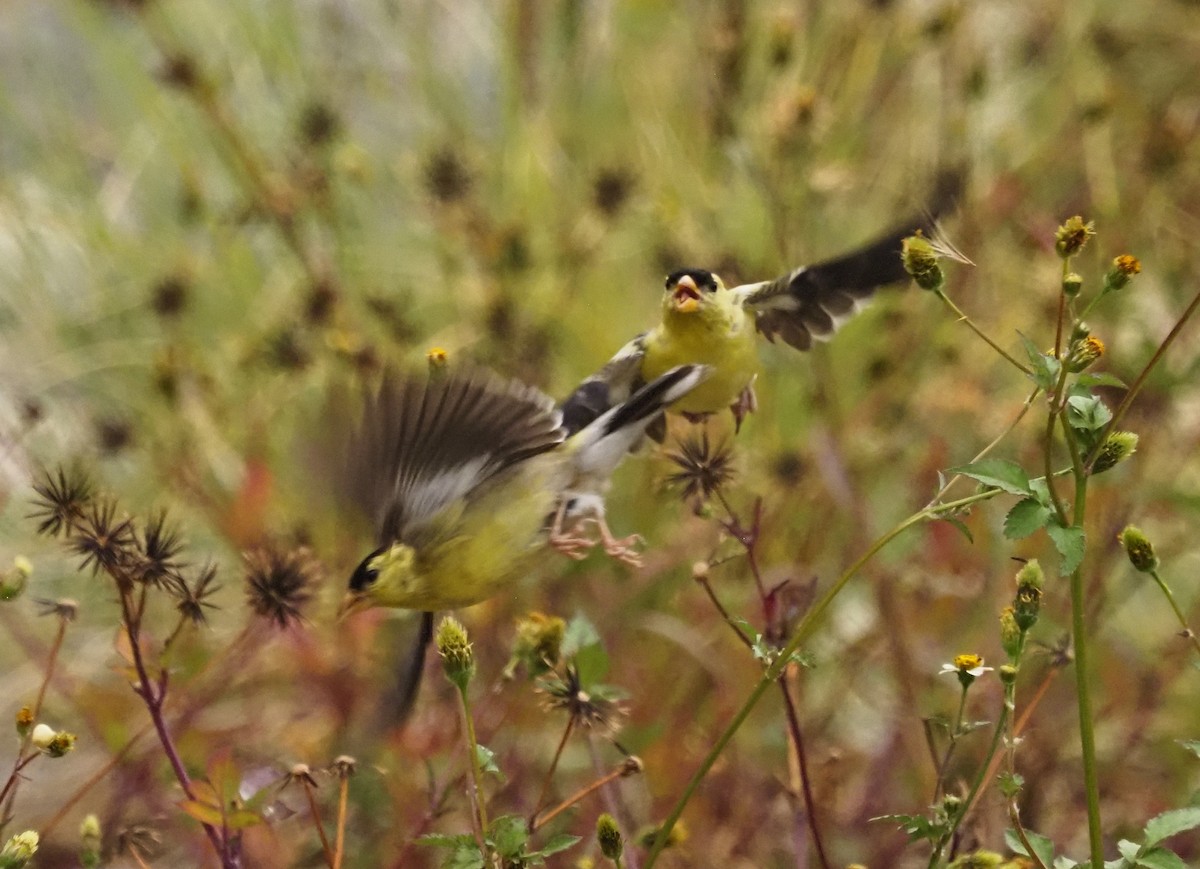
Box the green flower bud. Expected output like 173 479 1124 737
902 234 944 291
0 556 32 602
1092 431 1138 474
998 664 1019 686
942 793 963 818
1062 272 1083 297
1015 559 1045 592
80 815 101 868
948 850 1003 869
505 611 566 678
1119 525 1158 573
999 607 1022 659
596 813 623 861
436 616 474 692
1054 216 1095 259
0 831 39 868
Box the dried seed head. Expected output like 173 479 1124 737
243 546 320 629
29 467 93 538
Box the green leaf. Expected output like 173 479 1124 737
1004 498 1053 539
998 770 1024 797
1117 840 1141 860
942 515 974 543
573 641 610 686
487 815 529 859
1143 807 1200 846
1019 331 1061 389
1076 372 1127 389
1047 522 1086 574
1066 394 1113 432
872 813 945 843
178 799 225 827
1134 847 1188 869
1005 827 1056 864
1175 739 1200 758
945 459 1033 496
531 834 581 858
475 743 502 778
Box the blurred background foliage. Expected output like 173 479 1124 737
1 0 1199 866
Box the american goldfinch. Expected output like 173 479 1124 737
561 206 952 435
338 362 708 618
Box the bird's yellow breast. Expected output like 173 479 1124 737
642 300 759 415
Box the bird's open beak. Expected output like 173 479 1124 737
337 591 369 620
671 276 701 314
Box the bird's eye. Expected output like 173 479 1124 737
349 554 381 592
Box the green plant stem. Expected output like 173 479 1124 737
455 686 490 849
1064 425 1105 866
929 703 1010 869
530 715 575 827
1149 570 1200 656
932 685 970 802
933 288 1032 375
644 488 1002 867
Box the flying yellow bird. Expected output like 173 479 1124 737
338 362 708 617
560 202 953 436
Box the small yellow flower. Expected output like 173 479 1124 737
1067 335 1105 372
14 707 33 737
426 346 449 367
1105 254 1142 291
1054 216 1095 259
940 654 992 687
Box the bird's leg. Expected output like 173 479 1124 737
730 380 758 432
547 498 598 561
593 516 644 568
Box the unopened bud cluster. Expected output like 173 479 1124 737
901 235 944 291
436 616 475 692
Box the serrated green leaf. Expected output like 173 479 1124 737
1067 394 1113 432
1047 522 1086 573
1134 847 1188 869
1118 840 1141 860
1018 331 1061 389
1005 827 1056 864
488 815 529 859
946 459 1033 496
573 641 610 685
1005 498 1053 539
532 834 581 858
1143 807 1200 846
1076 372 1127 389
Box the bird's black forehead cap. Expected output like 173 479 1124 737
665 269 718 291
348 546 386 591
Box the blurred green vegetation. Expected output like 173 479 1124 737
2 0 1200 867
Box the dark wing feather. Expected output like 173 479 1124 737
347 368 565 545
738 176 961 351
558 334 647 436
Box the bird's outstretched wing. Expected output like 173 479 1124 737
347 369 565 545
735 209 943 351
558 333 648 436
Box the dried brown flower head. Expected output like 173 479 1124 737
538 665 626 733
71 498 136 581
134 510 186 593
29 467 93 538
665 432 736 506
177 561 221 626
243 546 319 628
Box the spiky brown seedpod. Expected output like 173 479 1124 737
177 561 221 626
29 467 93 538
71 498 137 581
243 546 319 629
665 432 736 507
132 510 186 593
538 665 626 733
